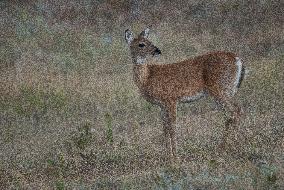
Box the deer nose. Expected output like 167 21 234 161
155 48 161 55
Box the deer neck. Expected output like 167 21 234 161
133 58 149 88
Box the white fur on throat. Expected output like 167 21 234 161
136 56 146 64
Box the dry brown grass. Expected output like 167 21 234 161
0 0 284 189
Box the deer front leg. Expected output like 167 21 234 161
161 103 177 158
161 107 172 157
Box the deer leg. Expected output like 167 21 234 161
169 103 177 158
161 107 171 156
219 98 242 148
162 102 178 158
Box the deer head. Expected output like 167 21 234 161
125 28 161 64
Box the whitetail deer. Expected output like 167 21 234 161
125 28 245 158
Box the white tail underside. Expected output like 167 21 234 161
233 57 243 95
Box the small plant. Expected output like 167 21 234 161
208 159 218 169
55 180 65 190
45 153 69 179
72 122 93 150
102 151 124 166
104 112 113 144
259 164 278 188
46 159 56 167
91 177 119 189
144 101 154 112
154 169 190 190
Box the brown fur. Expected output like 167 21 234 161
125 29 244 158
134 52 239 102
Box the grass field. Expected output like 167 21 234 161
1 0 284 189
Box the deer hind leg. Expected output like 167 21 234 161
161 102 177 158
217 97 243 148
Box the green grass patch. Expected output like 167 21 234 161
72 122 94 150
104 112 113 144
55 180 65 190
12 85 68 117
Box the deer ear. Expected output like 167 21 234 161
125 29 134 44
139 28 150 38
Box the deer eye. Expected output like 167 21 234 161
138 43 145 48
